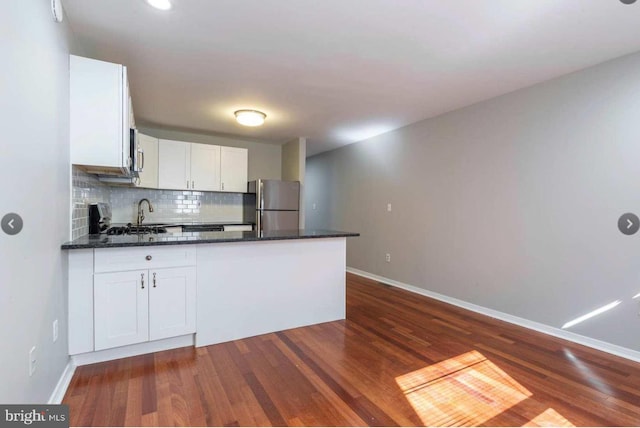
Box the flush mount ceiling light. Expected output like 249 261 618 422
51 0 64 22
234 110 267 127
146 0 172 10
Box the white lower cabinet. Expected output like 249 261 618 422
94 270 149 351
149 267 196 341
94 266 196 351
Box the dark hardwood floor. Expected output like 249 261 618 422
63 273 640 426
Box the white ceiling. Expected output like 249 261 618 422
62 0 640 156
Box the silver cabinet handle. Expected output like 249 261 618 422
186 180 189 189
153 272 157 288
141 273 145 289
145 255 152 261
222 182 225 191
192 180 195 189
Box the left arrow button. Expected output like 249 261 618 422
1 213 23 235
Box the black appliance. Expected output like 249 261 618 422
106 224 168 235
181 224 224 232
88 203 112 234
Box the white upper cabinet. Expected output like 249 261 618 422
137 133 159 189
70 55 131 175
190 143 221 191
158 139 221 191
158 140 241 192
220 147 249 192
158 139 190 190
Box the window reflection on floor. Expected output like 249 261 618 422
395 350 572 427
523 408 574 427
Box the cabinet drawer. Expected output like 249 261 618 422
95 245 196 273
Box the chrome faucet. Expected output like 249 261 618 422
137 198 154 226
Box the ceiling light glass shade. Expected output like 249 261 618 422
146 0 172 10
235 110 267 127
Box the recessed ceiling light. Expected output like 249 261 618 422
235 110 267 127
146 0 172 11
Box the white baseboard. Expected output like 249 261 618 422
347 267 640 364
71 334 195 367
48 360 76 404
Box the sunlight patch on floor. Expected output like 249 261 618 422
395 350 532 426
523 408 574 427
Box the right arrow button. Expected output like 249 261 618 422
618 213 639 236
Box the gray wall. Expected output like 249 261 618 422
281 138 307 227
306 51 640 352
0 0 73 402
138 126 282 181
281 138 304 181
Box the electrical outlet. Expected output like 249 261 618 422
387 203 392 212
53 319 58 342
29 346 36 376
312 203 317 210
385 253 391 263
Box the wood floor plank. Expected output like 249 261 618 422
63 272 640 426
270 333 369 426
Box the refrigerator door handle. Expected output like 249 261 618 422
258 179 264 210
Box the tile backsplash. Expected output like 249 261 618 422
109 187 244 224
71 166 246 239
72 167 110 239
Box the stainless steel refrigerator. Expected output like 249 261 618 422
245 179 300 232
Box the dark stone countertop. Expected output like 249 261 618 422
110 221 255 227
61 229 359 250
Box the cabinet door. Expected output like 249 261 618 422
128 94 135 129
121 68 131 169
158 139 190 190
70 55 127 171
220 147 248 192
149 267 196 341
137 133 159 189
190 144 221 191
94 270 149 351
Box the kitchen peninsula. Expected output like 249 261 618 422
62 229 358 365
